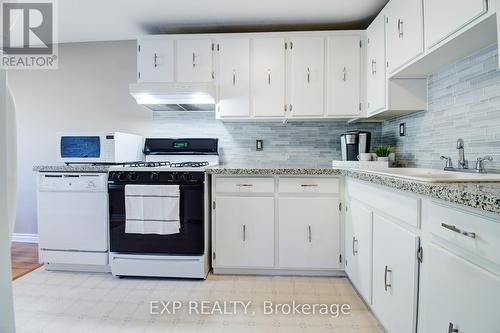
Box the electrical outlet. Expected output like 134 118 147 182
256 139 264 151
399 123 406 137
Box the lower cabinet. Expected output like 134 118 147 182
214 196 274 268
372 213 419 333
418 241 500 333
278 197 340 269
345 199 373 303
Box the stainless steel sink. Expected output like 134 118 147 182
357 168 500 183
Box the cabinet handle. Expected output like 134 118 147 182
237 184 253 187
232 70 236 86
243 224 246 242
384 265 392 291
441 223 476 239
192 52 196 68
308 225 312 243
307 67 310 84
343 67 347 82
448 322 459 333
352 237 358 256
398 19 404 38
154 53 158 68
371 59 377 75
267 69 271 85
300 184 318 187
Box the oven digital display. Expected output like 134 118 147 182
60 136 101 158
173 142 189 149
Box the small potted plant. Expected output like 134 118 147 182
372 144 394 162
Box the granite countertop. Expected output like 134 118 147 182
33 165 111 173
207 165 500 215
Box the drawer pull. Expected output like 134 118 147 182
237 184 254 187
242 224 246 242
352 237 358 256
441 223 476 239
308 225 312 243
300 184 318 187
384 265 392 291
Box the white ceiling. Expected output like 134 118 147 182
58 0 388 43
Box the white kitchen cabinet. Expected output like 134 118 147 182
137 39 174 83
176 39 213 82
288 36 325 117
424 0 487 49
214 196 274 268
345 199 373 304
372 213 419 333
278 197 340 270
252 37 286 117
326 36 361 116
385 0 424 74
216 39 250 118
366 13 386 115
418 241 500 333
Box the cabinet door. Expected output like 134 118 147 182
366 13 387 114
424 0 487 49
418 242 500 333
372 213 418 333
326 36 361 116
386 0 424 74
137 39 174 83
176 39 213 82
216 39 250 117
288 37 325 117
252 37 286 117
278 197 340 269
215 196 274 268
345 200 373 304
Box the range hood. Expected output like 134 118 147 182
129 82 216 111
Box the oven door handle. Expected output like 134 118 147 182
108 184 125 190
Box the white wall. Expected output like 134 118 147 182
8 41 153 234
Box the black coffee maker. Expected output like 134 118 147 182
340 131 372 161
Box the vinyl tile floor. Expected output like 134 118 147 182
13 268 383 333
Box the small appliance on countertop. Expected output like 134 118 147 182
107 138 218 279
340 131 371 161
57 132 143 165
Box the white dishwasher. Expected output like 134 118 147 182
37 172 109 272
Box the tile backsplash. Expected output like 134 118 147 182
382 45 500 171
153 112 381 167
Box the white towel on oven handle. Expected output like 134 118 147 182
125 185 180 235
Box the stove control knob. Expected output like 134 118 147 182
179 174 186 182
117 172 127 181
170 173 178 182
128 172 138 181
150 172 160 181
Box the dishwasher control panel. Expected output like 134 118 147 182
38 173 107 192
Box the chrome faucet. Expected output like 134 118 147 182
476 156 493 173
456 138 468 169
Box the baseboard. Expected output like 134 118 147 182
11 233 39 243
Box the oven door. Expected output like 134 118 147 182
108 182 204 254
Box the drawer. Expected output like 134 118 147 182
279 177 339 194
424 200 500 267
215 177 274 194
346 178 420 228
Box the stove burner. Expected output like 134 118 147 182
125 161 209 168
170 161 209 168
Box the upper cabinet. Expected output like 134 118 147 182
252 37 287 118
287 37 325 118
137 40 174 83
176 39 213 82
385 0 424 74
424 0 488 49
366 14 386 115
326 36 361 117
215 39 251 118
